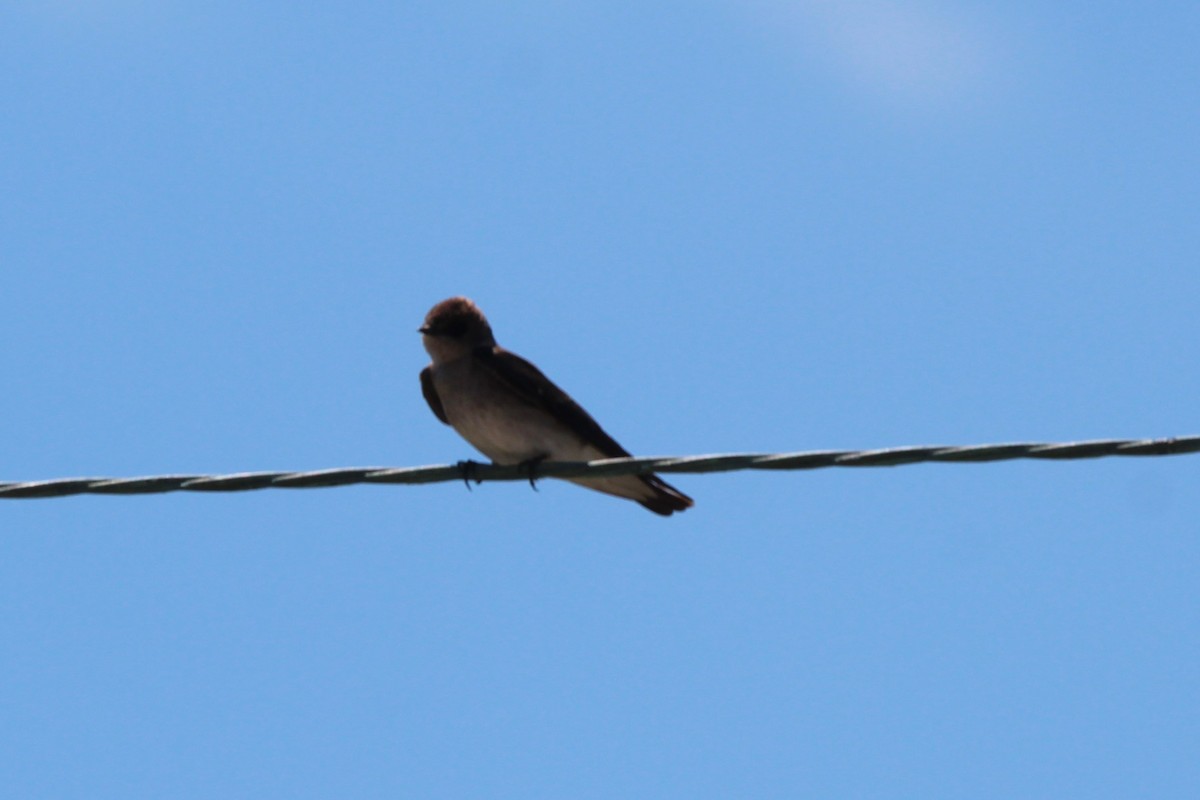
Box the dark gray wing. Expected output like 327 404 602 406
474 346 631 458
420 366 449 425
476 346 694 515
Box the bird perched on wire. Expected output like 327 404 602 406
418 296 693 516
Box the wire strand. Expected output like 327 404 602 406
3 435 1198 500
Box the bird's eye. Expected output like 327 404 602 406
441 318 468 338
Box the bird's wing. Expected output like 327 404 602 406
474 346 631 458
419 366 450 425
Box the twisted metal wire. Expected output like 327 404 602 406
2 435 1198 500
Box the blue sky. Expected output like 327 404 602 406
3 1 1199 796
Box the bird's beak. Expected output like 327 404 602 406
418 325 431 335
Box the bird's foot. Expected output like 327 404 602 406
456 459 484 491
517 455 548 491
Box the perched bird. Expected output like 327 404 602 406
419 297 693 516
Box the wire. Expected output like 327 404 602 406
2 435 1198 500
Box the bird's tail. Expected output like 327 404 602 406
566 473 694 516
635 474 694 516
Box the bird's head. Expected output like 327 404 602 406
419 296 496 362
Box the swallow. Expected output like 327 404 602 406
418 297 693 516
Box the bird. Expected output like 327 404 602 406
418 296 693 516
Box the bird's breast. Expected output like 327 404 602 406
432 359 594 464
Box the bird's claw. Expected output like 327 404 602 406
518 455 548 491
456 459 483 491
